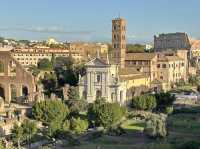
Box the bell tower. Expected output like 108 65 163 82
112 17 126 68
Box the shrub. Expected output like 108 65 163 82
132 94 156 111
144 114 167 138
70 117 88 134
66 99 88 116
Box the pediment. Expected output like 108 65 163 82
86 57 108 66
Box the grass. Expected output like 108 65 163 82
120 119 145 133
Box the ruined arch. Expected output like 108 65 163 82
0 84 5 100
22 85 29 96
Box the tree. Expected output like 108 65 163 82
132 94 156 111
28 65 40 77
41 73 57 96
126 44 145 53
70 117 88 134
11 123 23 149
87 99 126 128
38 58 52 70
68 86 79 100
32 100 69 125
21 120 37 148
154 92 175 112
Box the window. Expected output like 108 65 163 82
182 63 184 67
157 64 160 68
160 76 163 80
162 64 167 68
96 90 102 100
97 74 101 83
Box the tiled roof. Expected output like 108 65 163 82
125 53 157 61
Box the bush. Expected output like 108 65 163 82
70 117 88 134
132 94 156 111
87 99 126 128
66 99 88 116
144 114 167 138
154 92 175 112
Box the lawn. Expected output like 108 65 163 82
120 119 145 133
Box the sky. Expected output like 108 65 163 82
0 0 200 43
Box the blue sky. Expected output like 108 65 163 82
0 0 200 43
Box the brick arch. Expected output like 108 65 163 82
0 51 37 104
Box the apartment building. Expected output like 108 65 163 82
11 48 82 67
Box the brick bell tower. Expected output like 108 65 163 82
112 17 126 68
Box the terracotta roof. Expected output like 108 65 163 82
118 68 139 75
125 53 157 61
120 74 149 81
158 56 184 62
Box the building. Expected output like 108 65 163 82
11 48 82 67
125 53 158 82
78 17 189 104
112 18 126 68
66 42 108 58
78 56 150 105
154 33 191 52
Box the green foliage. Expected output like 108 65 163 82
164 106 173 115
21 119 37 139
126 44 145 53
12 120 37 148
38 58 53 70
32 100 69 125
28 65 40 77
70 117 89 134
66 99 88 116
11 123 23 148
68 86 79 100
188 75 200 86
144 114 167 138
87 99 126 128
154 92 175 112
132 94 156 111
41 73 57 96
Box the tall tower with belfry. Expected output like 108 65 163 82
112 17 126 68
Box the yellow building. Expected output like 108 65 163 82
11 48 82 67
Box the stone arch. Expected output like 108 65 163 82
0 60 4 73
22 85 29 96
0 84 5 100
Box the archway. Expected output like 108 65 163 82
22 85 28 96
0 84 5 100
